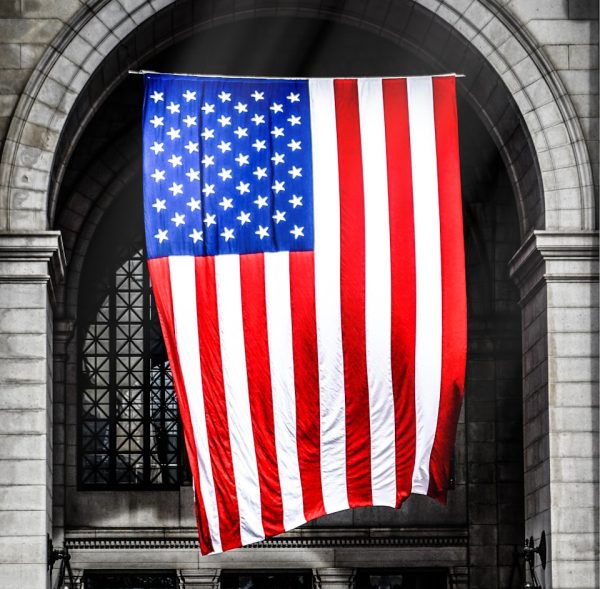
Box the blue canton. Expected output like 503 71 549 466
143 74 314 259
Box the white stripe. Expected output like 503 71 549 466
357 79 396 506
407 77 443 494
264 252 305 530
214 254 265 543
309 78 349 513
169 256 222 552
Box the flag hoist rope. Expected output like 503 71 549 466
128 69 465 79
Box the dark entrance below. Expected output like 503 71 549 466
83 572 178 589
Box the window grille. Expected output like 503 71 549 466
79 246 185 489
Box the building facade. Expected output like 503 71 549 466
0 1 597 588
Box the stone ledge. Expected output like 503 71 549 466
0 231 65 300
64 527 469 551
508 230 599 305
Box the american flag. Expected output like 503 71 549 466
142 73 466 555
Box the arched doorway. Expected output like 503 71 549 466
0 1 595 588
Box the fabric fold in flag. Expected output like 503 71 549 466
142 73 467 555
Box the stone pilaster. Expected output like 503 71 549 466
179 569 221 588
51 318 75 547
0 231 64 588
509 230 599 589
313 568 356 589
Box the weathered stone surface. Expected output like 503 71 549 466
21 0 82 20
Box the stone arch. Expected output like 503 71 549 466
45 8 531 587
0 0 595 237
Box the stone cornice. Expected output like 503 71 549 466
509 230 598 305
0 230 65 283
64 527 468 551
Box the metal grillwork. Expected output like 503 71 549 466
79 247 183 488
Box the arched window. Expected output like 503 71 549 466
79 233 185 489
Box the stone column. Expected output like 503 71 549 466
179 569 221 588
0 231 64 589
51 318 76 547
313 568 356 589
509 230 598 589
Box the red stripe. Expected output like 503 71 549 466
334 79 372 508
382 79 418 507
239 253 284 536
194 256 242 550
147 258 213 555
289 251 326 521
428 76 467 500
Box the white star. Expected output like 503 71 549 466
202 183 215 196
189 228 203 243
183 115 197 127
150 90 164 103
287 139 302 151
201 154 215 167
166 127 180 140
250 113 265 125
287 115 301 126
236 181 250 195
152 198 166 212
287 92 300 103
218 167 233 181
253 166 267 180
271 152 285 165
151 168 166 182
187 197 201 211
217 140 231 153
272 180 285 193
270 102 283 113
220 227 235 242
219 197 234 211
271 126 284 138
150 115 164 128
289 194 303 208
150 141 164 155
255 225 269 239
272 209 286 223
217 114 231 127
201 128 215 140
237 211 251 225
155 228 168 243
182 90 197 102
251 90 265 101
166 101 180 114
201 102 215 114
218 91 231 103
169 182 183 196
204 213 216 227
252 139 267 151
288 165 302 178
290 225 304 239
235 153 249 166
171 212 186 227
168 154 182 168
234 102 248 114
184 141 199 154
186 168 200 182
234 126 248 139
254 195 268 209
